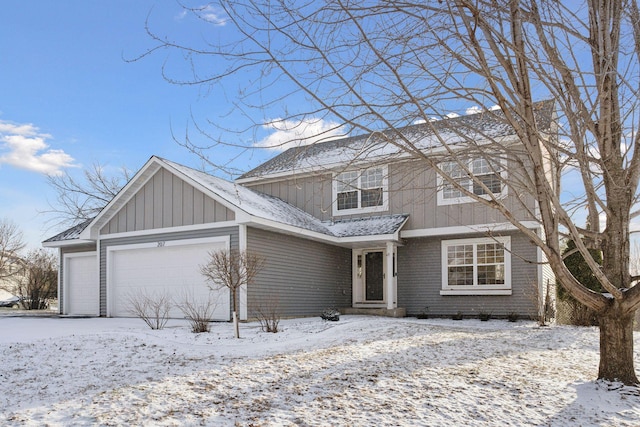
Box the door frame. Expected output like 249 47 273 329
351 243 397 308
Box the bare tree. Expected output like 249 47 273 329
15 249 57 310
45 162 131 228
0 218 26 291
200 249 265 338
140 1 640 384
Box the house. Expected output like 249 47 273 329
43 101 556 320
0 252 27 301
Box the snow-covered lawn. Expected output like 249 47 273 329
0 315 639 426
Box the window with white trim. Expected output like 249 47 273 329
333 166 388 214
441 236 511 295
437 157 506 205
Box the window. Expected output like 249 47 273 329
334 166 388 214
441 237 511 295
437 157 506 205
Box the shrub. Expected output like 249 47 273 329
127 290 172 330
321 308 340 321
452 311 463 320
479 311 492 321
253 297 281 333
416 306 429 319
176 292 219 333
507 312 519 322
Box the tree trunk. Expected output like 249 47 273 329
598 306 639 385
233 310 240 339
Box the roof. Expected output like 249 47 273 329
42 218 93 244
44 158 409 245
324 215 409 238
239 99 556 180
163 158 408 239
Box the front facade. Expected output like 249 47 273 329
44 102 556 320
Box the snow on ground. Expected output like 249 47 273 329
0 315 639 426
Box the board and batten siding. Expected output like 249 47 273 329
98 226 239 316
101 168 235 235
58 243 97 315
397 232 540 318
247 227 351 318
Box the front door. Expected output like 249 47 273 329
364 251 384 301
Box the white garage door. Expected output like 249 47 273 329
108 239 230 320
64 252 99 316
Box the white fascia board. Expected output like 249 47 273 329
239 216 402 246
401 221 541 238
98 221 238 241
42 239 96 249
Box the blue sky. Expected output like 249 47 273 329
0 2 619 253
0 1 288 250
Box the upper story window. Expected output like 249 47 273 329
441 236 511 295
437 157 507 205
333 166 388 215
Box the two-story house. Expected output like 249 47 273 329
43 101 556 320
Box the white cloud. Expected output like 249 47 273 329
0 120 76 176
198 5 227 26
174 10 187 21
174 5 226 25
255 118 345 151
465 106 482 115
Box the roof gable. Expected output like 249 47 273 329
44 156 409 245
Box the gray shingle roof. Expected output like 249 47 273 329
44 159 409 244
240 100 555 180
42 218 93 243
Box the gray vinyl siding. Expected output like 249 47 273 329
247 227 351 318
244 159 537 230
247 173 334 222
540 248 557 318
58 243 97 315
101 168 235 235
397 232 539 318
98 226 239 316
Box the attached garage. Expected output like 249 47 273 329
63 252 99 316
106 237 230 320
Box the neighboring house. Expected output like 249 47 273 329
0 252 26 300
43 101 556 320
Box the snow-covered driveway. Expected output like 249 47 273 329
0 315 638 426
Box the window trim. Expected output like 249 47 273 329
436 157 508 206
440 236 512 296
332 165 389 216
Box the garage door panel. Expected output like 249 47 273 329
65 253 99 316
109 241 230 320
